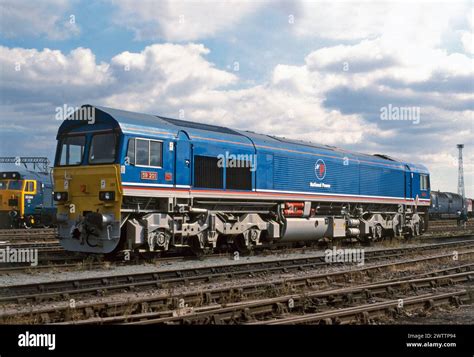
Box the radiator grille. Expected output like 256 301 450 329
194 156 223 189
226 160 252 190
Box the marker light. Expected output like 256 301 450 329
53 192 68 201
99 191 115 201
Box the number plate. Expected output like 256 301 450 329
141 171 157 180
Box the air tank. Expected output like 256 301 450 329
280 217 329 242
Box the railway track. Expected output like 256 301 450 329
0 228 57 239
429 219 473 227
0 241 61 250
0 227 472 272
0 228 58 248
428 220 474 232
123 272 471 325
2 254 472 324
0 221 469 243
258 290 469 325
0 239 472 305
0 225 469 256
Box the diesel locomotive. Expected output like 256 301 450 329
53 105 431 254
0 170 56 228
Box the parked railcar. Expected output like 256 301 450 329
53 105 431 254
429 191 465 219
0 170 56 228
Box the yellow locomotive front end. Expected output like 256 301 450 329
53 109 125 253
0 172 37 228
54 164 123 253
0 176 22 228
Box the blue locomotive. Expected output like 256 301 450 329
53 105 431 254
0 170 56 228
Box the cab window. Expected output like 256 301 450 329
130 138 162 167
420 174 429 190
89 133 117 164
8 180 23 190
0 181 7 190
58 135 86 166
25 181 35 193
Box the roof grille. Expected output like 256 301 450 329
158 117 241 136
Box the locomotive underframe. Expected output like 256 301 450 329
115 195 427 253
59 194 427 254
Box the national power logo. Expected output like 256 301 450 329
315 159 326 180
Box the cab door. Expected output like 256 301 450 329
23 180 37 215
175 131 192 187
404 165 412 200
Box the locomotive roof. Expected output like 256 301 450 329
57 105 429 173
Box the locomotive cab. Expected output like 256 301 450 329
54 105 183 253
54 116 123 253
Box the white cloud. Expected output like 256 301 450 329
460 9 474 54
110 0 262 41
0 46 111 94
0 0 80 40
103 43 238 111
293 1 468 48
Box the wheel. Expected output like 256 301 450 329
232 234 251 254
23 216 34 229
413 222 420 236
188 236 206 257
372 224 383 241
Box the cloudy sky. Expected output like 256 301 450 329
0 0 472 196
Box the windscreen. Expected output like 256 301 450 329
8 180 23 190
57 135 86 166
89 133 117 164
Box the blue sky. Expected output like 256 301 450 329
0 0 472 196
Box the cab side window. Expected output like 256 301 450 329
420 174 429 190
25 181 35 193
136 139 149 166
127 138 163 167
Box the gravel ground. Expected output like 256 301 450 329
393 303 474 324
0 239 471 287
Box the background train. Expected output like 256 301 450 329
429 191 472 219
0 170 56 228
53 105 432 255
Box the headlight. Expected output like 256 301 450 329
99 191 115 201
53 192 68 201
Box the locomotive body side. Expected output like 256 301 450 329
54 105 431 254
